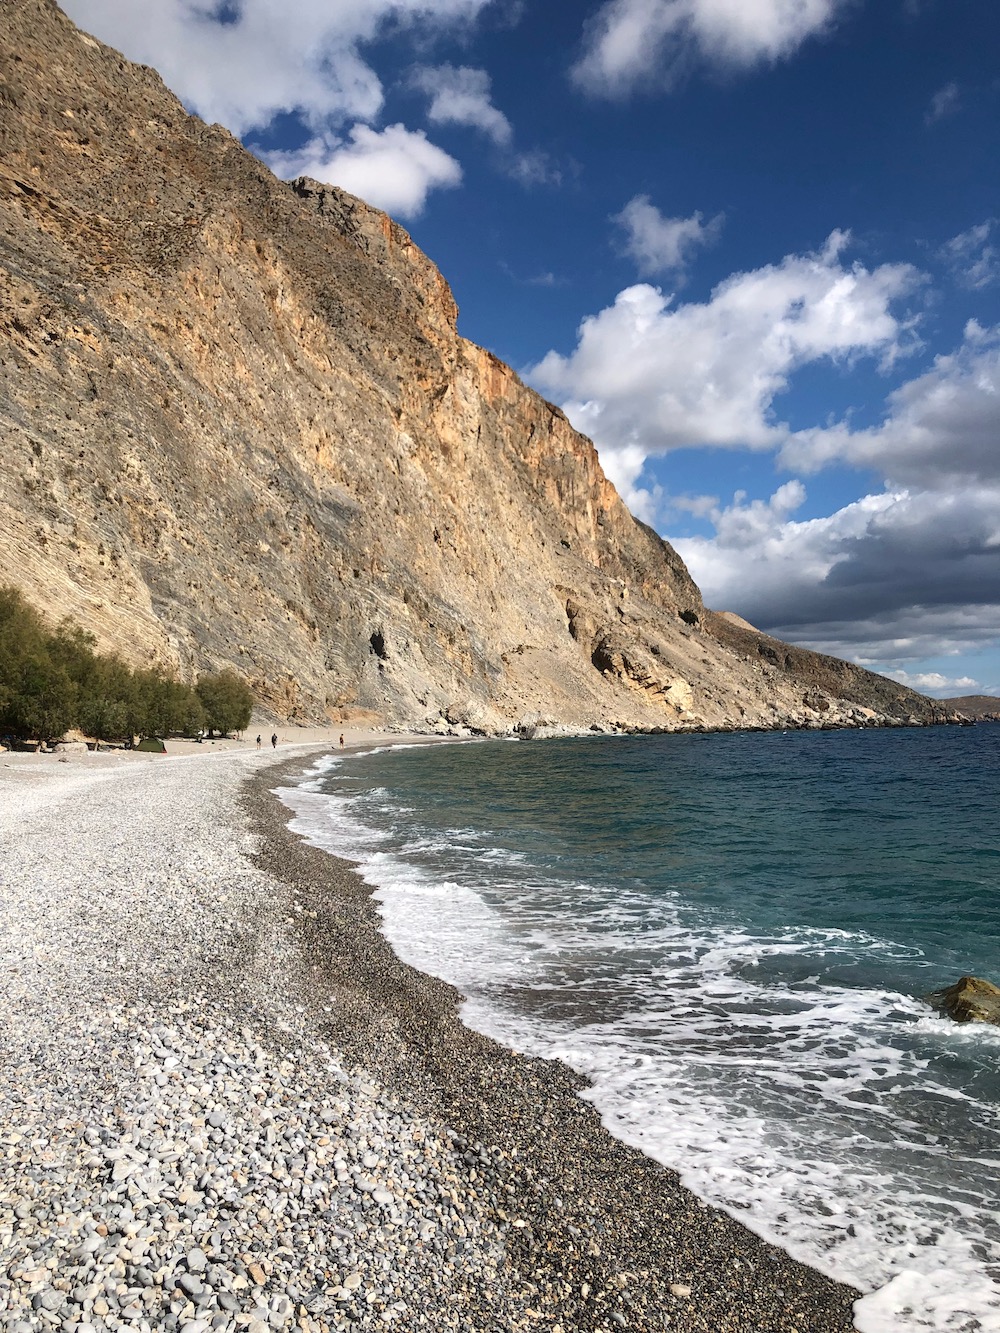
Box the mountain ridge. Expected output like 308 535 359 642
0 0 956 734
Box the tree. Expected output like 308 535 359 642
77 654 138 741
3 652 77 742
0 585 46 724
141 671 204 738
0 589 77 741
196 670 253 736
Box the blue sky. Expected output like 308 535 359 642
65 0 1000 697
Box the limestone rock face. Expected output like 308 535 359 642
0 1 949 732
927 977 1000 1026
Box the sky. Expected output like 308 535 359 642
63 0 1000 698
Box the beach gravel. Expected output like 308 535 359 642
0 746 862 1331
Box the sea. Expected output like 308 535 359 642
277 724 1000 1333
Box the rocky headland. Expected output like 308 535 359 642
939 696 1000 723
0 0 958 736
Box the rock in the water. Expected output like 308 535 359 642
926 976 1000 1025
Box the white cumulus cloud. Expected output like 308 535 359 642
782 322 1000 487
573 0 851 96
528 232 917 502
63 0 492 217
613 195 723 277
671 481 1000 666
884 669 978 695
410 64 513 145
645 312 1000 673
63 0 493 136
264 124 461 218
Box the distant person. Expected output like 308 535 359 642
339 734 345 749
256 735 261 750
271 733 278 749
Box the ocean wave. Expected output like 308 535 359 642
278 734 1000 1332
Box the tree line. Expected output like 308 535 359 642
0 585 254 744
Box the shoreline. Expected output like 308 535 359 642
0 739 861 1332
249 749 863 1332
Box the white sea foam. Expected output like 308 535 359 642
277 774 1000 1333
459 969 1000 1331
277 783 532 989
276 784 393 853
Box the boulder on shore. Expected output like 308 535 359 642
926 976 1000 1025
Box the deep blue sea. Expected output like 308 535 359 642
278 725 1000 1332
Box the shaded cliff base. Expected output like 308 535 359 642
248 753 862 1333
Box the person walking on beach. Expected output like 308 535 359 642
271 733 277 749
256 735 261 750
339 734 345 749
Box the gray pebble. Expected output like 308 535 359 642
0 750 857 1333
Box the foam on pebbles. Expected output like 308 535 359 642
0 752 513 1331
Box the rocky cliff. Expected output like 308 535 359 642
0 0 952 733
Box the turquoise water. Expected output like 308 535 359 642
279 725 1000 1332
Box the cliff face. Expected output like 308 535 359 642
0 0 948 732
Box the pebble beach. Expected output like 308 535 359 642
1 741 863 1332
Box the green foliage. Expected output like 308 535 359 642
196 669 254 736
0 586 250 744
76 654 135 742
8 652 77 745
0 589 77 742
